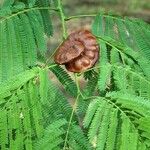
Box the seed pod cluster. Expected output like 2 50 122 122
54 30 99 72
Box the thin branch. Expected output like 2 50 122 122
0 7 58 24
119 51 126 65
63 73 80 149
63 95 79 150
75 73 85 99
78 66 100 76
65 14 96 21
96 36 127 56
46 0 68 66
45 40 64 66
48 64 58 69
65 13 125 22
57 0 67 39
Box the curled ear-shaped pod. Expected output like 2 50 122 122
54 30 99 73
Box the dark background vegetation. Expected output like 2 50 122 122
63 0 150 22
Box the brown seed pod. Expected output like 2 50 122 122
54 30 99 73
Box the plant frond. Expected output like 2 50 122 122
0 67 71 149
96 40 112 93
83 70 98 97
68 124 92 150
110 47 120 64
92 14 150 58
50 65 78 97
34 119 67 150
43 76 73 122
77 71 99 117
36 0 53 36
0 67 73 149
0 1 53 82
0 71 43 149
39 68 49 104
84 93 150 149
27 10 47 54
92 14 150 78
112 65 150 99
0 67 39 99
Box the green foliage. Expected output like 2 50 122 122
84 93 150 149
50 65 78 97
35 119 67 150
0 0 53 82
0 68 43 149
0 0 150 150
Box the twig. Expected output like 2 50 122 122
65 14 96 21
45 40 63 66
57 0 67 39
0 7 58 24
63 73 81 149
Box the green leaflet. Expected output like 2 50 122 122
68 125 92 150
96 104 111 150
50 65 78 97
28 80 44 138
98 63 112 92
34 119 67 150
36 0 53 36
0 67 39 99
105 109 118 150
39 68 48 104
83 71 98 97
0 0 14 8
45 76 73 121
83 99 101 128
27 10 47 54
95 40 112 92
